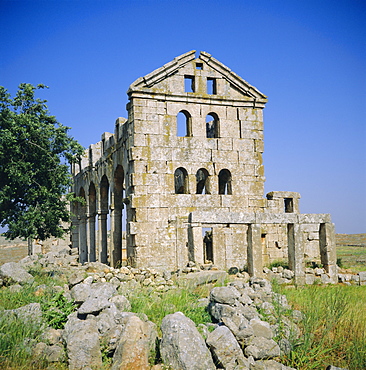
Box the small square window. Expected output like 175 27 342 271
284 198 294 213
196 63 203 70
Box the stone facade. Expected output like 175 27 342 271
71 51 336 283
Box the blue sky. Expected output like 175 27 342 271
1 0 365 234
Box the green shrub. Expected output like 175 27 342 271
268 260 289 269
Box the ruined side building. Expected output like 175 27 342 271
71 51 337 284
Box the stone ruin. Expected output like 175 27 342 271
71 50 337 284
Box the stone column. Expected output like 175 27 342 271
71 217 79 253
247 224 263 277
188 225 204 264
98 211 108 264
319 222 337 284
287 223 305 285
79 215 88 264
87 213 96 262
110 205 123 267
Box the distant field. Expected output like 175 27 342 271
0 236 28 265
336 233 366 272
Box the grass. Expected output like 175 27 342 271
0 265 73 369
276 284 366 370
125 284 214 334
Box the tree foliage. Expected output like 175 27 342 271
0 83 84 240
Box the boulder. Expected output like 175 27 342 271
210 286 241 305
0 262 34 285
12 302 43 325
70 282 91 303
176 270 227 288
63 316 102 370
208 302 238 322
160 312 215 370
244 337 280 360
249 318 273 339
111 315 154 370
78 297 111 315
206 325 248 370
110 294 131 312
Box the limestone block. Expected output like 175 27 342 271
130 147 149 161
254 139 264 153
191 195 221 208
145 161 168 175
201 104 226 120
150 147 172 161
146 133 168 147
132 173 160 186
301 224 319 233
220 119 240 138
134 118 160 134
238 108 261 121
147 208 170 222
166 101 201 117
135 208 148 222
131 194 160 208
239 151 261 164
226 106 238 120
212 150 238 163
249 198 267 209
233 138 255 152
217 137 233 151
175 194 193 207
221 195 248 208
298 214 331 224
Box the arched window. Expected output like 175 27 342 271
177 111 192 137
206 113 219 138
218 169 232 195
174 167 189 194
196 168 210 194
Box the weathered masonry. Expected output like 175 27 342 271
71 51 337 284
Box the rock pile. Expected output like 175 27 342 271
0 248 354 369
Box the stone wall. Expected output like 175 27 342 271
71 51 337 284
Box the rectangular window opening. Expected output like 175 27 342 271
196 63 203 70
184 76 195 93
284 198 294 213
207 78 217 95
202 227 213 263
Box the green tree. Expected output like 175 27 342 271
0 83 84 240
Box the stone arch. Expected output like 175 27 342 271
174 167 189 194
218 169 232 195
176 110 192 137
110 165 125 266
99 175 109 263
206 112 219 138
196 168 210 194
78 187 88 264
87 182 97 262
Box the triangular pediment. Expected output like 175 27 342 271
128 51 267 103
